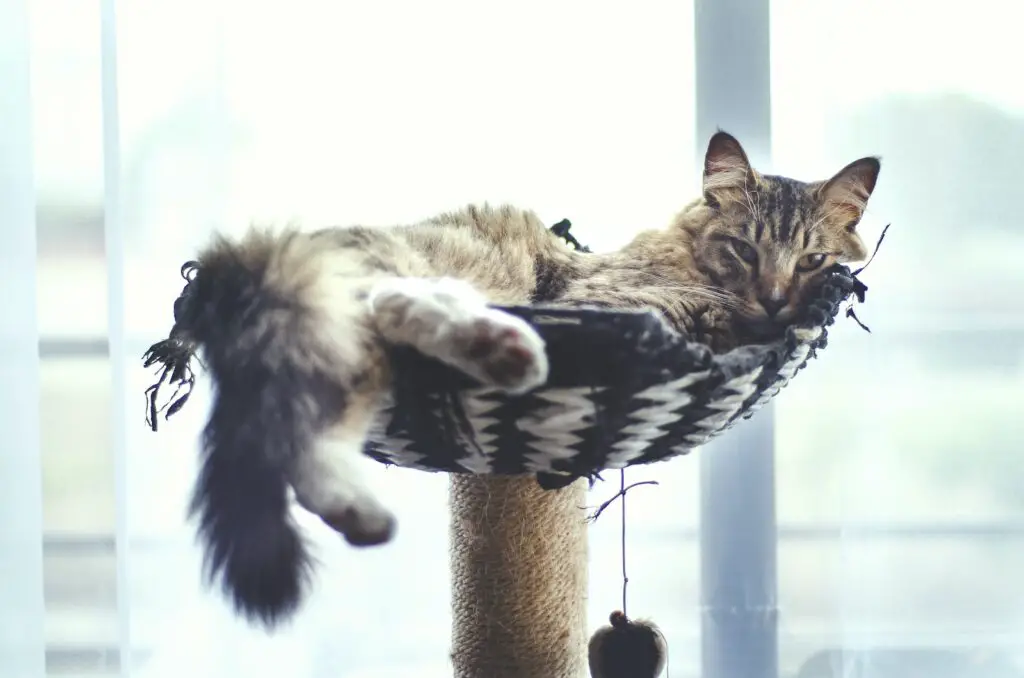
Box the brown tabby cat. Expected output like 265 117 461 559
180 131 879 625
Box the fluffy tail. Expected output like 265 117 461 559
176 228 351 627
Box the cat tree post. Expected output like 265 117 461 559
449 474 589 678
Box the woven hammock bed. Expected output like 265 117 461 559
360 264 861 489
145 257 862 486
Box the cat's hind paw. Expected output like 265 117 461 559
368 277 549 394
459 308 548 394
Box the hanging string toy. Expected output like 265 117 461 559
587 471 669 678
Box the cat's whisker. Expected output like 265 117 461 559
637 273 743 305
643 279 741 303
640 282 747 312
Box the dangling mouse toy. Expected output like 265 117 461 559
588 610 668 678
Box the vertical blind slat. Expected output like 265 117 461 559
694 1 777 677
0 0 46 675
100 0 132 675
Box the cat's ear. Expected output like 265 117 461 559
702 131 754 208
818 157 881 230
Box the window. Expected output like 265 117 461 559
25 1 702 676
8 1 1022 677
772 2 1024 675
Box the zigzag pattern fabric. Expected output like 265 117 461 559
363 265 858 487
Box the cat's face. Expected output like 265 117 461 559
689 131 880 337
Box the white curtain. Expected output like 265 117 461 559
1 0 45 676
6 0 1024 676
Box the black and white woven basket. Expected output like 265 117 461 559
142 221 863 490
361 265 860 488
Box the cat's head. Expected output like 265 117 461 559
687 130 880 336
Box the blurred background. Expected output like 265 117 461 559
4 0 1023 676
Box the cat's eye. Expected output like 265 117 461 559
730 239 758 265
796 252 827 272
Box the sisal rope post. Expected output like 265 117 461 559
449 474 589 678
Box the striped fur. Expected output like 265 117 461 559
687 131 880 344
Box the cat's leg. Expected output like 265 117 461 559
366 277 548 394
288 392 396 547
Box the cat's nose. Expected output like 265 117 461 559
759 296 786 318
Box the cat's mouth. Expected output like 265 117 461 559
735 299 798 332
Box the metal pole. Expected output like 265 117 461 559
694 1 777 677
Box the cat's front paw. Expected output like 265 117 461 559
322 505 397 548
685 302 744 352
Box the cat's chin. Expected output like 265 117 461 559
733 317 787 345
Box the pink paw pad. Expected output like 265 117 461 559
460 315 548 393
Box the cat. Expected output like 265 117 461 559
176 130 879 626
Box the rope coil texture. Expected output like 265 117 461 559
450 475 588 678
